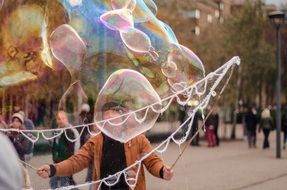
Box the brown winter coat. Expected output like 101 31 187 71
54 134 164 190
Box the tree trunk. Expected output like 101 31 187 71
231 67 242 140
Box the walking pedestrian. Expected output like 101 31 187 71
258 108 273 149
245 106 258 148
282 106 287 149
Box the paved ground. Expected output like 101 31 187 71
28 123 287 190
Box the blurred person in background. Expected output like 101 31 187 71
7 113 30 161
49 111 78 189
181 106 201 146
205 107 216 147
245 105 258 148
190 110 201 146
19 110 35 163
282 106 287 150
0 112 8 129
258 108 273 149
1 111 33 189
212 107 220 146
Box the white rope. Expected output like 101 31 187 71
0 56 239 143
1 57 239 190
13 57 238 190
55 56 240 190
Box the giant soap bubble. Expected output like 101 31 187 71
94 69 161 143
0 0 204 135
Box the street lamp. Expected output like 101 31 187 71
268 10 285 159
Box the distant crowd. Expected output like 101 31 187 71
0 104 94 189
179 104 287 150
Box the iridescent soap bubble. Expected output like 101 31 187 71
120 27 159 61
0 2 70 128
50 24 88 117
50 24 86 79
0 71 37 87
0 0 205 136
108 0 156 22
132 0 157 23
60 0 178 71
65 0 180 99
142 0 158 16
58 80 88 115
110 0 136 10
161 61 177 78
159 20 179 44
164 43 205 93
100 9 134 32
94 69 161 143
0 4 54 87
68 0 82 7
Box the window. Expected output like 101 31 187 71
207 14 213 23
194 26 200 35
215 10 220 18
219 2 224 10
187 9 200 19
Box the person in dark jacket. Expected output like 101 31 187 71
181 106 201 146
50 111 76 189
19 111 35 163
212 107 220 146
7 113 30 161
7 112 34 189
245 106 258 148
205 107 218 147
191 110 201 146
282 107 287 149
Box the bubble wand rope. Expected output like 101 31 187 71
171 65 235 169
38 58 239 190
19 160 38 171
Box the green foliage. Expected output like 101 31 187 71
194 0 275 106
224 1 275 105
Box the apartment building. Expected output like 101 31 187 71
182 0 276 36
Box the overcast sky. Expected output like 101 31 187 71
265 0 285 6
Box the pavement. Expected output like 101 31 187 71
28 123 287 190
